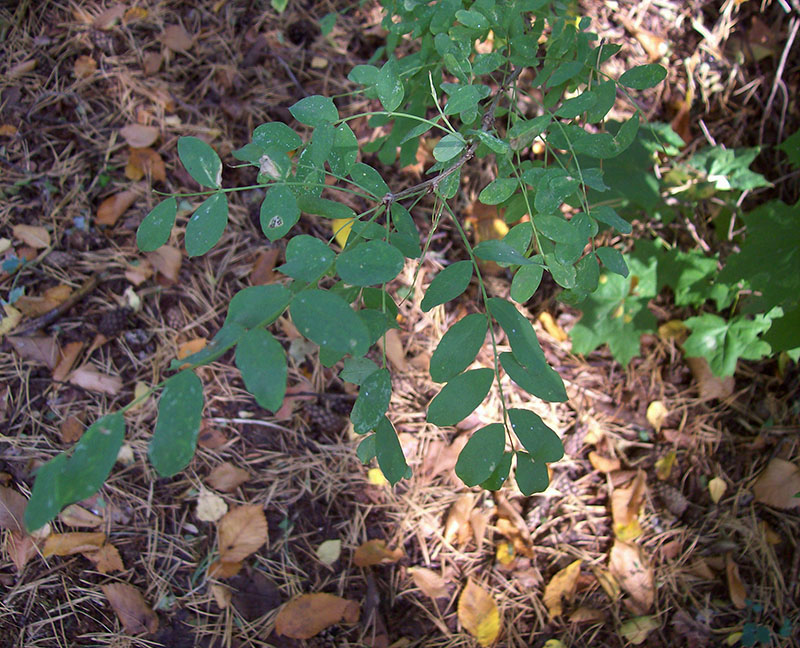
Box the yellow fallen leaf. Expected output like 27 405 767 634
654 451 676 481
611 471 647 541
210 583 232 609
543 641 567 648
84 543 125 573
368 467 388 486
353 539 404 567
543 559 582 618
275 593 359 639
458 579 500 647
0 305 23 337
646 401 668 433
708 476 727 503
726 553 746 609
331 217 354 248
538 311 568 342
658 319 688 343
409 567 448 599
316 539 342 566
44 532 106 557
0 125 18 137
496 541 515 565
589 451 621 473
619 615 660 644
218 504 268 562
569 606 605 624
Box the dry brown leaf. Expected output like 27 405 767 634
494 494 535 558
146 246 181 282
275 593 360 639
162 24 193 52
197 490 228 523
142 52 162 75
569 606 605 624
85 543 125 573
73 54 97 78
43 532 106 557
470 509 489 550
543 559 582 618
7 530 38 572
126 148 167 183
751 458 800 509
208 559 243 578
53 341 85 382
646 401 668 432
198 420 227 449
125 259 154 286
210 583 232 609
443 493 474 545
458 579 501 647
611 470 647 541
14 284 71 319
381 328 407 371
685 356 735 400
0 486 27 533
93 5 124 29
608 540 654 615
409 567 448 600
725 554 746 609
59 415 85 443
59 504 103 528
218 505 268 563
123 6 148 22
97 189 140 226
12 224 50 249
538 311 568 342
354 539 404 567
101 583 159 634
69 365 123 395
207 462 250 492
589 451 621 473
119 124 159 149
7 336 59 369
8 59 37 78
0 124 18 137
250 248 280 285
593 567 621 601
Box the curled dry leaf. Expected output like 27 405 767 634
69 365 123 395
543 559 582 618
43 532 106 557
101 583 159 634
96 189 141 226
12 224 51 249
381 328 407 371
409 567 448 600
608 540 654 615
7 531 39 572
93 5 124 29
119 124 159 149
611 470 647 541
250 248 280 285
275 593 360 639
353 539 404 567
8 59 37 78
589 451 621 473
218 505 268 563
458 579 500 647
751 458 800 509
146 246 182 283
162 24 193 52
725 553 746 609
197 490 228 523
444 493 474 545
210 583 232 609
207 462 251 492
85 543 125 573
0 485 27 533
7 336 59 369
73 54 97 78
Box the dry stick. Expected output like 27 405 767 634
758 15 799 146
12 271 107 336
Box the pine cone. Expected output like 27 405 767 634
97 307 130 337
653 481 689 518
304 403 343 435
165 306 184 330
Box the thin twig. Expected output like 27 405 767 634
759 15 799 145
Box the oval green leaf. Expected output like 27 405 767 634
261 184 300 241
235 328 287 412
511 264 544 303
349 162 390 197
225 284 291 329
290 288 370 356
329 123 358 176
508 409 564 462
340 357 379 385
149 371 203 477
375 417 408 485
499 351 568 403
289 95 339 126
433 133 466 162
481 451 513 491
591 205 632 234
277 235 334 283
376 60 404 112
479 177 518 205
427 368 494 427
350 368 392 434
178 136 222 189
185 192 228 257
474 240 537 266
137 198 176 252
252 122 302 152
454 423 506 487
357 434 376 464
430 313 487 382
596 247 629 277
421 260 473 312
336 240 405 286
619 63 667 90
515 452 550 495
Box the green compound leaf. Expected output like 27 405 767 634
420 260 473 312
329 123 359 176
591 204 632 234
340 357 379 385
235 328 287 412
433 133 466 162
25 412 125 532
455 423 506 487
472 51 506 75
487 297 545 367
511 264 544 303
515 452 550 495
137 198 176 252
430 313 487 383
508 409 563 462
683 313 772 377
500 352 568 403
357 434 376 464
350 162 390 197
480 451 513 491
351 368 392 434
252 122 302 152
474 240 538 266
277 235 335 283
479 177 518 205
443 84 491 116
290 288 370 357
585 80 617 123
619 63 667 90
289 95 339 126
375 417 408 485
376 59 404 112
185 192 228 257
149 371 204 477
260 184 299 241
336 240 405 286
555 89 598 119
225 284 291 329
427 368 494 427
596 246 629 277
178 136 222 189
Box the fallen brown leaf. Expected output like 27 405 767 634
142 52 162 75
0 124 18 136
685 356 734 400
250 248 280 285
569 606 605 624
380 328 407 372
12 224 50 249
59 504 103 528
0 486 27 533
458 579 501 647
146 246 182 282
93 5 124 29
409 567 448 600
15 284 72 318
589 451 621 473
210 583 232 609
725 553 746 609
125 258 154 286
8 59 37 78
608 540 654 615
207 462 251 492
178 337 207 359
97 189 141 226
162 24 193 52
119 124 159 149
208 559 243 579
198 420 227 449
7 531 39 572
275 593 360 639
44 532 106 557
543 559 582 618
73 54 97 79
53 341 85 382
353 539 404 567
611 470 647 541
59 414 85 443
751 458 800 509
126 148 167 183
68 365 123 395
85 543 125 573
7 336 59 369
443 493 474 545
123 6 148 22
101 583 159 634
218 505 268 563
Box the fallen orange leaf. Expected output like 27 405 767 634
275 593 360 639
0 486 27 533
126 147 167 183
119 124 159 149
101 583 159 634
207 462 251 492
726 553 746 609
589 451 621 473
353 539 404 567
458 579 500 647
218 504 268 563
84 543 125 573
409 567 448 600
44 532 106 557
97 189 140 226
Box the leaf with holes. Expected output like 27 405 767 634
260 184 299 241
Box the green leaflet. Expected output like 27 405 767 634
375 416 408 484
511 264 544 303
473 240 538 266
225 285 292 329
178 136 222 188
185 192 228 257
479 178 517 205
290 289 370 357
24 413 125 531
235 328 287 412
433 133 466 162
500 352 568 403
277 235 335 283
329 124 358 177
289 95 339 126
421 260 473 312
350 162 390 197
149 371 204 477
480 451 513 491
429 313 487 382
596 246 629 277
137 198 176 252
619 63 667 90
340 357 379 385
357 434 377 464
260 184 299 241
508 409 563 462
455 423 506 487
350 368 392 434
336 240 405 286
515 452 550 495
427 368 494 427
376 58 404 111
